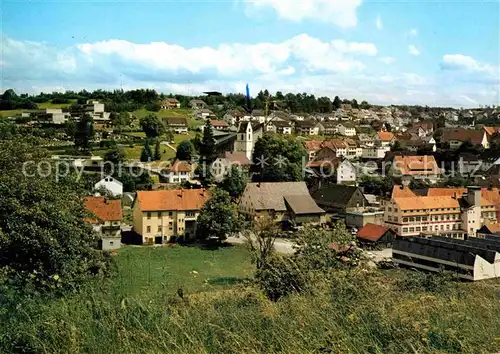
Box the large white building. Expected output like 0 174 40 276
94 176 123 197
234 121 263 160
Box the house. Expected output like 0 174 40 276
295 120 321 135
234 121 263 160
442 128 490 149
310 184 369 215
391 155 443 183
190 99 207 110
361 146 391 160
377 131 395 146
400 139 437 153
356 223 395 248
304 140 324 162
384 186 497 238
212 152 251 182
160 98 181 109
337 123 356 137
194 109 215 120
94 176 123 197
29 108 70 125
483 126 500 137
84 100 110 121
84 196 122 250
477 223 500 238
161 160 195 184
266 120 293 135
223 109 245 125
132 189 210 244
209 120 229 131
409 121 434 137
320 121 339 135
308 157 357 185
393 236 500 281
238 182 325 225
357 133 379 147
165 117 188 134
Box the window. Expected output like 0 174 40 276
146 226 151 233
394 217 398 222
169 212 173 217
147 212 151 220
169 222 173 230
158 212 162 218
409 227 415 232
416 227 421 232
403 227 408 232
446 225 450 230
422 226 427 231
403 217 408 222
440 225 444 230
409 217 415 222
158 226 162 233
415 216 421 222
109 241 114 246
388 207 392 212
422 216 427 221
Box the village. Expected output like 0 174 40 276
2 88 500 281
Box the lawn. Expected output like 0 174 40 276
37 100 75 109
132 108 205 130
0 100 75 118
111 245 253 297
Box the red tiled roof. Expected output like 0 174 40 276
223 152 251 165
391 185 417 198
378 131 395 142
165 159 194 173
357 223 390 242
442 128 485 144
210 120 228 127
393 155 442 176
84 197 122 223
484 126 500 136
136 189 210 212
427 188 467 197
304 140 323 151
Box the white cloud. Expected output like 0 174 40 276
2 35 499 108
406 28 418 37
375 15 383 30
379 56 396 64
441 54 497 75
331 39 377 56
245 0 362 28
408 45 420 56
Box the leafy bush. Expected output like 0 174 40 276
256 255 308 301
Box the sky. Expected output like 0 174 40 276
1 0 499 107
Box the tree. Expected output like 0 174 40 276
351 99 359 109
105 146 126 165
140 139 153 162
176 140 195 161
252 134 306 182
140 113 164 139
154 139 161 161
317 96 333 113
0 139 109 293
199 119 216 164
111 111 131 132
74 113 94 152
333 96 342 110
360 100 371 109
64 119 77 139
385 123 393 132
196 189 241 242
220 165 247 199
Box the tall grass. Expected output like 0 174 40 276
1 246 499 353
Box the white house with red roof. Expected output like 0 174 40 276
84 196 123 250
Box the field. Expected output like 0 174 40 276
132 108 205 130
0 100 75 118
113 245 253 297
1 244 500 353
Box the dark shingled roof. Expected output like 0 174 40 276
284 195 325 215
295 120 318 128
165 117 188 126
311 184 367 209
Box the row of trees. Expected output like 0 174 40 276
2 88 371 115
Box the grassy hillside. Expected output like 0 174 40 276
132 108 205 129
1 245 499 353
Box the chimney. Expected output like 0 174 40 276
466 186 481 206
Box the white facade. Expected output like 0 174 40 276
234 122 262 160
94 176 123 197
336 159 357 184
362 146 391 159
338 124 356 137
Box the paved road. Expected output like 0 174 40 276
160 141 177 152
